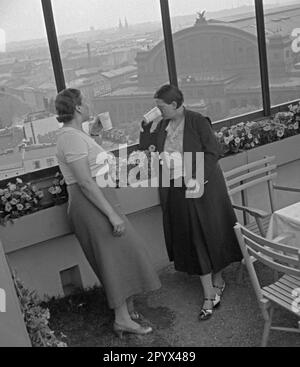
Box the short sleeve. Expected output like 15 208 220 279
60 133 89 163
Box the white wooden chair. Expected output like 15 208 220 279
224 156 300 237
224 156 300 281
234 223 300 347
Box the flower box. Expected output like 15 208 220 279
219 151 247 172
246 134 300 166
0 204 71 254
116 178 160 215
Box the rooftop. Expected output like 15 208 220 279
101 65 137 79
225 4 300 38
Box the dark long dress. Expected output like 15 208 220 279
140 109 242 275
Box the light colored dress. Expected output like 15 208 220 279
56 127 161 308
164 118 185 180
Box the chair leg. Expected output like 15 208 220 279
261 307 274 347
236 261 244 284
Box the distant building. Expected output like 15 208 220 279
100 65 137 91
124 17 129 31
94 4 300 123
118 18 123 31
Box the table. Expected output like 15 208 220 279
267 201 300 249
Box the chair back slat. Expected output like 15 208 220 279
235 223 300 278
228 173 277 196
241 226 300 255
248 248 300 277
244 237 300 267
227 164 277 187
224 156 275 179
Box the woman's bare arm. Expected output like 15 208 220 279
68 157 125 236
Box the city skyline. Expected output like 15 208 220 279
0 0 295 44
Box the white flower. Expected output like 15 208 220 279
5 203 12 212
16 178 23 184
217 132 223 138
277 130 284 138
247 134 253 139
10 198 18 205
263 125 271 131
294 122 299 130
148 145 156 152
8 183 17 191
224 137 230 145
48 187 56 195
31 185 38 192
234 137 241 144
17 204 24 211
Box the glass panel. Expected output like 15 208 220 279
0 0 57 180
52 0 168 151
169 0 262 122
263 0 300 106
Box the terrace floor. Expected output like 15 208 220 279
46 261 300 347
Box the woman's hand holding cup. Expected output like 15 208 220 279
142 107 162 125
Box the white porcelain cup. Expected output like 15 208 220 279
143 107 162 124
98 112 113 131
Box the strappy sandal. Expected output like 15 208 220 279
130 311 142 320
198 294 221 321
213 282 226 296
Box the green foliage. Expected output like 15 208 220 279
48 171 68 205
12 271 68 347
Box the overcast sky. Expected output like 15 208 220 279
0 0 294 43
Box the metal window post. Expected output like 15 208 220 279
41 0 66 93
255 0 271 116
160 0 178 87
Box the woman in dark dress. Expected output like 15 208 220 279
140 84 242 321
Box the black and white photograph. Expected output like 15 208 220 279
0 0 300 349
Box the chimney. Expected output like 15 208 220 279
87 43 91 65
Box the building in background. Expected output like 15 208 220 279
94 4 300 124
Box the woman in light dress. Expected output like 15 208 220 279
55 88 161 338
